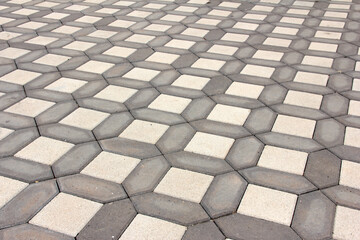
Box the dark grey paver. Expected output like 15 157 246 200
131 192 210 226
182 221 225 240
0 224 73 240
58 174 127 203
292 191 335 240
77 199 136 240
216 213 301 240
304 150 341 189
0 180 58 229
202 171 247 218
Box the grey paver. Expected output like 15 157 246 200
216 213 301 240
292 191 335 240
0 180 58 229
182 221 225 240
131 192 210 226
77 199 136 240
202 171 247 218
57 174 127 203
0 224 73 240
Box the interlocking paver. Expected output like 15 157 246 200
0 0 360 238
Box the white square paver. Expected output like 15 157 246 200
64 41 96 51
221 33 249 42
161 14 186 22
181 28 209 38
120 214 186 240
241 64 275 78
15 136 74 165
45 78 87 93
302 56 333 68
127 10 152 18
273 27 299 35
34 54 70 66
0 47 29 59
103 46 136 58
5 98 54 117
94 85 137 103
165 39 195 49
294 71 328 86
184 132 234 159
119 120 169 144
0 176 28 209
353 79 360 91
122 68 160 82
258 146 308 175
308 42 338 52
208 9 231 17
109 20 135 28
52 26 81 34
18 22 47 30
263 37 291 47
237 184 297 226
272 115 316 138
253 50 284 61
333 206 360 240
348 100 360 116
233 22 258 30
155 168 213 203
0 69 41 85
172 75 210 90
148 94 191 114
340 160 360 190
88 30 117 39
146 52 179 64
125 34 155 44
344 127 360 148
145 24 171 32
30 193 102 237
44 12 69 19
0 127 14 140
208 45 238 55
314 31 342 40
77 61 114 74
60 108 109 130
81 152 140 184
207 104 250 125
26 36 58 45
284 90 323 109
191 58 225 71
196 18 221 26
226 82 264 99
0 31 21 40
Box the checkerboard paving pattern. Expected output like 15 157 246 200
0 0 360 239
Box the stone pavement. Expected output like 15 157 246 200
0 0 360 239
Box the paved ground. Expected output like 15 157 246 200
0 0 360 239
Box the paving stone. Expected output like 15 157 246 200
216 213 301 240
321 93 349 117
0 157 53 182
58 174 127 203
0 127 39 158
39 123 95 144
100 137 161 159
304 150 341 189
93 112 133 140
257 132 323 152
0 180 58 229
131 108 185 125
77 199 136 240
226 136 264 170
52 141 102 177
123 156 170 196
323 185 360 210
182 221 225 240
131 192 210 226
202 172 247 218
314 118 345 148
243 166 316 193
0 224 74 240
157 123 195 154
182 96 215 122
244 107 277 134
77 98 127 114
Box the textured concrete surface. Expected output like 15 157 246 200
0 0 360 239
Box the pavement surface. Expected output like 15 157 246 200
0 0 360 239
